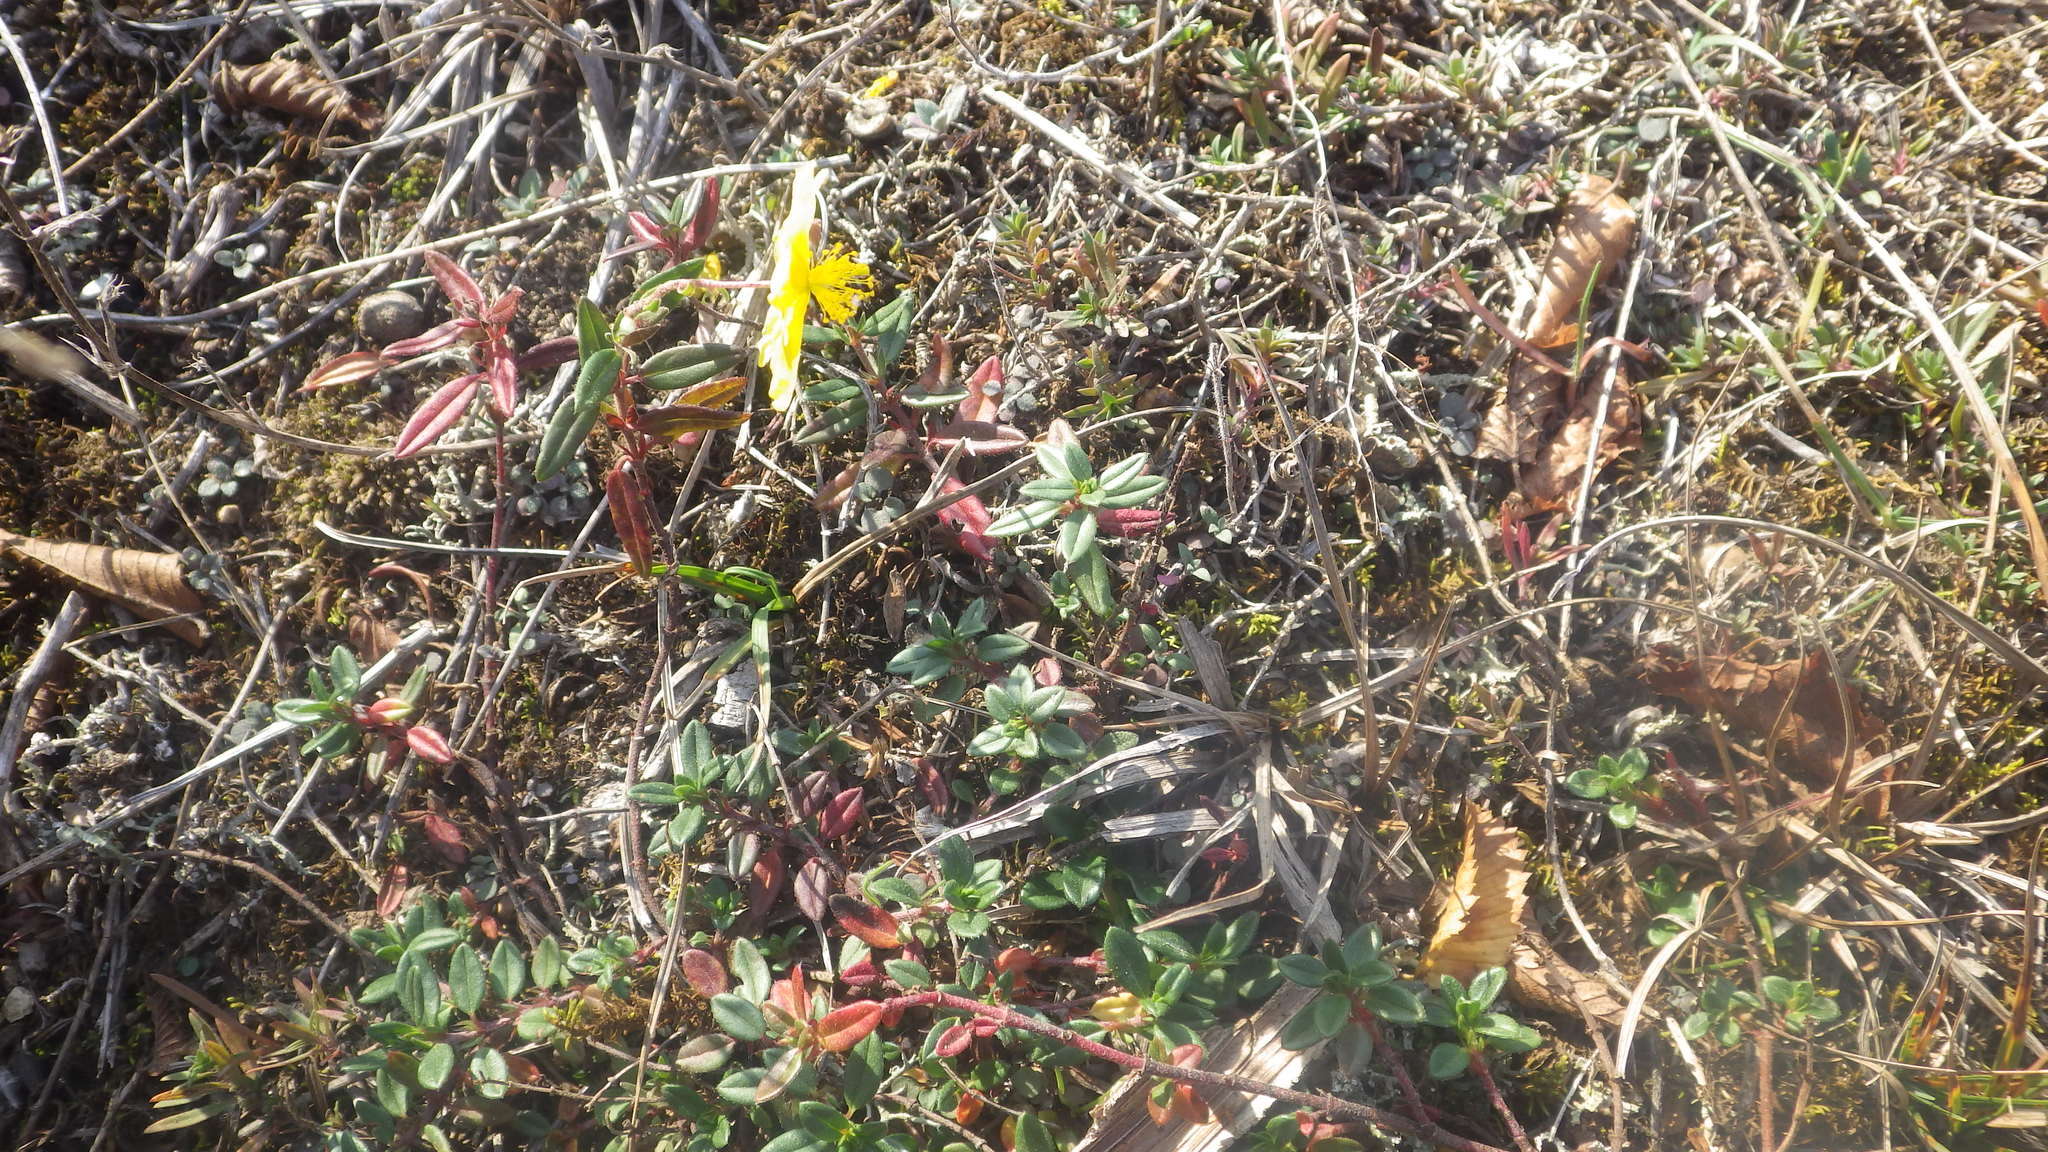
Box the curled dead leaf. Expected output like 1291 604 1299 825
1641 646 1880 784
212 60 380 131
0 529 208 645
1506 933 1625 1028
1421 805 1530 986
1477 176 1639 467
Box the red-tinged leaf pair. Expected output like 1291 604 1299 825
615 181 719 268
936 477 996 562
927 357 1029 457
631 376 750 442
382 253 528 456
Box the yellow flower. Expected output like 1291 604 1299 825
757 164 874 412
1089 992 1144 1025
863 72 898 99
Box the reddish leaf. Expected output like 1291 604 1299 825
770 964 809 1023
926 419 1028 457
485 346 518 419
516 335 579 373
829 894 901 949
841 957 880 987
958 355 1004 423
679 179 720 256
634 401 751 441
955 1092 984 1126
381 319 467 360
934 1021 974 1057
406 725 454 765
627 211 665 248
484 287 523 327
605 461 655 576
300 349 389 393
744 850 789 936
935 477 995 562
375 864 410 919
418 808 467 864
393 372 481 457
815 1000 886 1053
423 250 484 311
680 948 728 997
993 947 1039 977
818 787 865 840
795 857 831 921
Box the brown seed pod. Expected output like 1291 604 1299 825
212 60 381 131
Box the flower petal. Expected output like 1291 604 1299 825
757 164 820 412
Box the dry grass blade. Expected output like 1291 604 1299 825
1422 805 1531 986
0 529 207 645
1073 983 1319 1152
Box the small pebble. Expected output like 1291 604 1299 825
357 290 426 345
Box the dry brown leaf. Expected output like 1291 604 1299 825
1477 176 1639 465
0 529 208 645
1506 933 1625 1028
1640 646 1881 784
1421 805 1530 986
1513 366 1643 509
212 61 380 131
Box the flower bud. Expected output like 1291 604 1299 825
364 697 413 727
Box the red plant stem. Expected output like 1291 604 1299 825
1470 1054 1536 1152
878 992 1513 1152
1361 1014 1430 1123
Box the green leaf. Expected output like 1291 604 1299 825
868 292 915 372
329 646 361 698
1139 930 1197 963
406 927 461 955
947 909 991 938
1057 509 1099 563
271 698 336 726
1014 1113 1057 1152
1277 954 1329 988
1609 800 1639 829
374 1067 411 1117
395 950 440 1022
711 994 766 1041
884 958 933 989
470 1046 511 1099
535 396 603 483
489 939 527 999
1055 856 1106 908
754 1046 804 1104
759 1130 831 1152
574 346 624 409
1467 967 1506 1008
1363 981 1424 1025
1071 545 1115 616
800 1099 855 1142
1308 990 1350 1038
576 297 610 360
730 938 770 1001
531 936 565 989
417 1042 456 1091
1428 1042 1472 1079
515 1006 558 1041
1565 768 1607 800
1103 927 1154 997
674 1033 736 1073
448 943 486 1015
842 1031 886 1110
